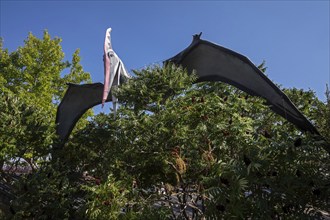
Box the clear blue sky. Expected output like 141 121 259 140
1 1 329 106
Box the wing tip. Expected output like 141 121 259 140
193 32 202 39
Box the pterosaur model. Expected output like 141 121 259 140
56 29 320 145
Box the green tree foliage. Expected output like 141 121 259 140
0 90 55 169
0 31 91 165
0 32 91 217
1 31 91 110
64 65 329 219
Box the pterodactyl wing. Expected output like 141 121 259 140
166 34 319 135
56 28 131 142
56 83 112 142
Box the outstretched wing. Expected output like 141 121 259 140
165 34 319 135
56 83 112 142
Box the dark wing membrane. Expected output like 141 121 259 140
55 83 112 142
166 34 319 134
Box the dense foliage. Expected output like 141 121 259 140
0 32 91 218
0 31 91 166
73 66 330 219
1 33 329 219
